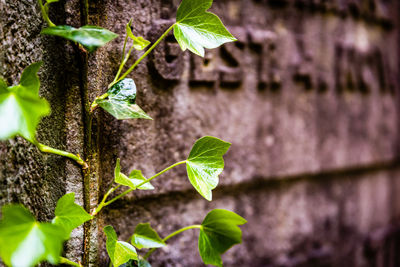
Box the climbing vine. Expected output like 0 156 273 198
0 0 246 266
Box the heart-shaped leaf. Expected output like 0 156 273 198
173 0 236 57
114 159 154 190
199 209 246 267
131 223 165 249
104 225 138 266
41 25 118 52
185 136 231 201
97 79 152 120
0 62 50 142
0 205 66 266
52 193 93 239
126 20 151 51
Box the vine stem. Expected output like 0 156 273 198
90 24 175 113
36 143 88 169
108 24 175 88
144 225 202 259
59 257 83 267
38 0 56 27
92 160 186 215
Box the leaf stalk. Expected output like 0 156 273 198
38 0 56 27
105 160 186 206
37 143 88 168
144 225 202 259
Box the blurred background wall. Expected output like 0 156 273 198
1 0 400 266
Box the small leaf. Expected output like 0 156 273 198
107 78 137 104
173 0 236 57
41 25 118 52
0 62 50 142
126 20 151 51
46 0 60 3
185 136 231 201
52 193 93 239
128 170 154 190
131 223 165 249
114 159 154 190
98 78 152 120
104 225 138 266
199 209 246 267
97 99 152 120
0 205 66 266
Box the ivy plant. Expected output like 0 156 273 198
0 0 246 266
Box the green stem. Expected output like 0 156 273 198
36 143 88 168
103 160 186 207
108 24 175 89
91 185 121 216
59 257 83 267
90 92 109 113
144 225 202 259
113 45 135 83
38 0 56 27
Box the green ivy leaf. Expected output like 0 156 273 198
0 62 50 142
126 20 151 51
104 225 138 266
41 25 118 52
107 78 137 104
114 159 154 190
199 209 246 267
52 193 93 239
0 205 66 266
97 99 152 120
131 223 165 249
173 0 236 57
97 79 152 120
185 136 231 201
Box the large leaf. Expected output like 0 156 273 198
185 136 231 201
114 159 154 190
131 223 165 249
41 25 118 52
126 20 151 51
104 225 138 266
0 205 66 266
52 193 93 238
173 0 236 57
97 79 152 120
0 62 50 142
199 209 246 267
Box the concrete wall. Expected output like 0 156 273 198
1 0 400 266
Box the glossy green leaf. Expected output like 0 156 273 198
97 99 152 120
41 25 118 52
199 209 246 267
185 136 231 201
114 159 154 190
104 225 138 266
0 62 50 142
52 193 93 239
0 205 66 266
107 78 137 104
126 20 151 51
131 223 165 249
98 78 152 120
173 0 236 57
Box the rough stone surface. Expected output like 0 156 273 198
0 0 400 267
